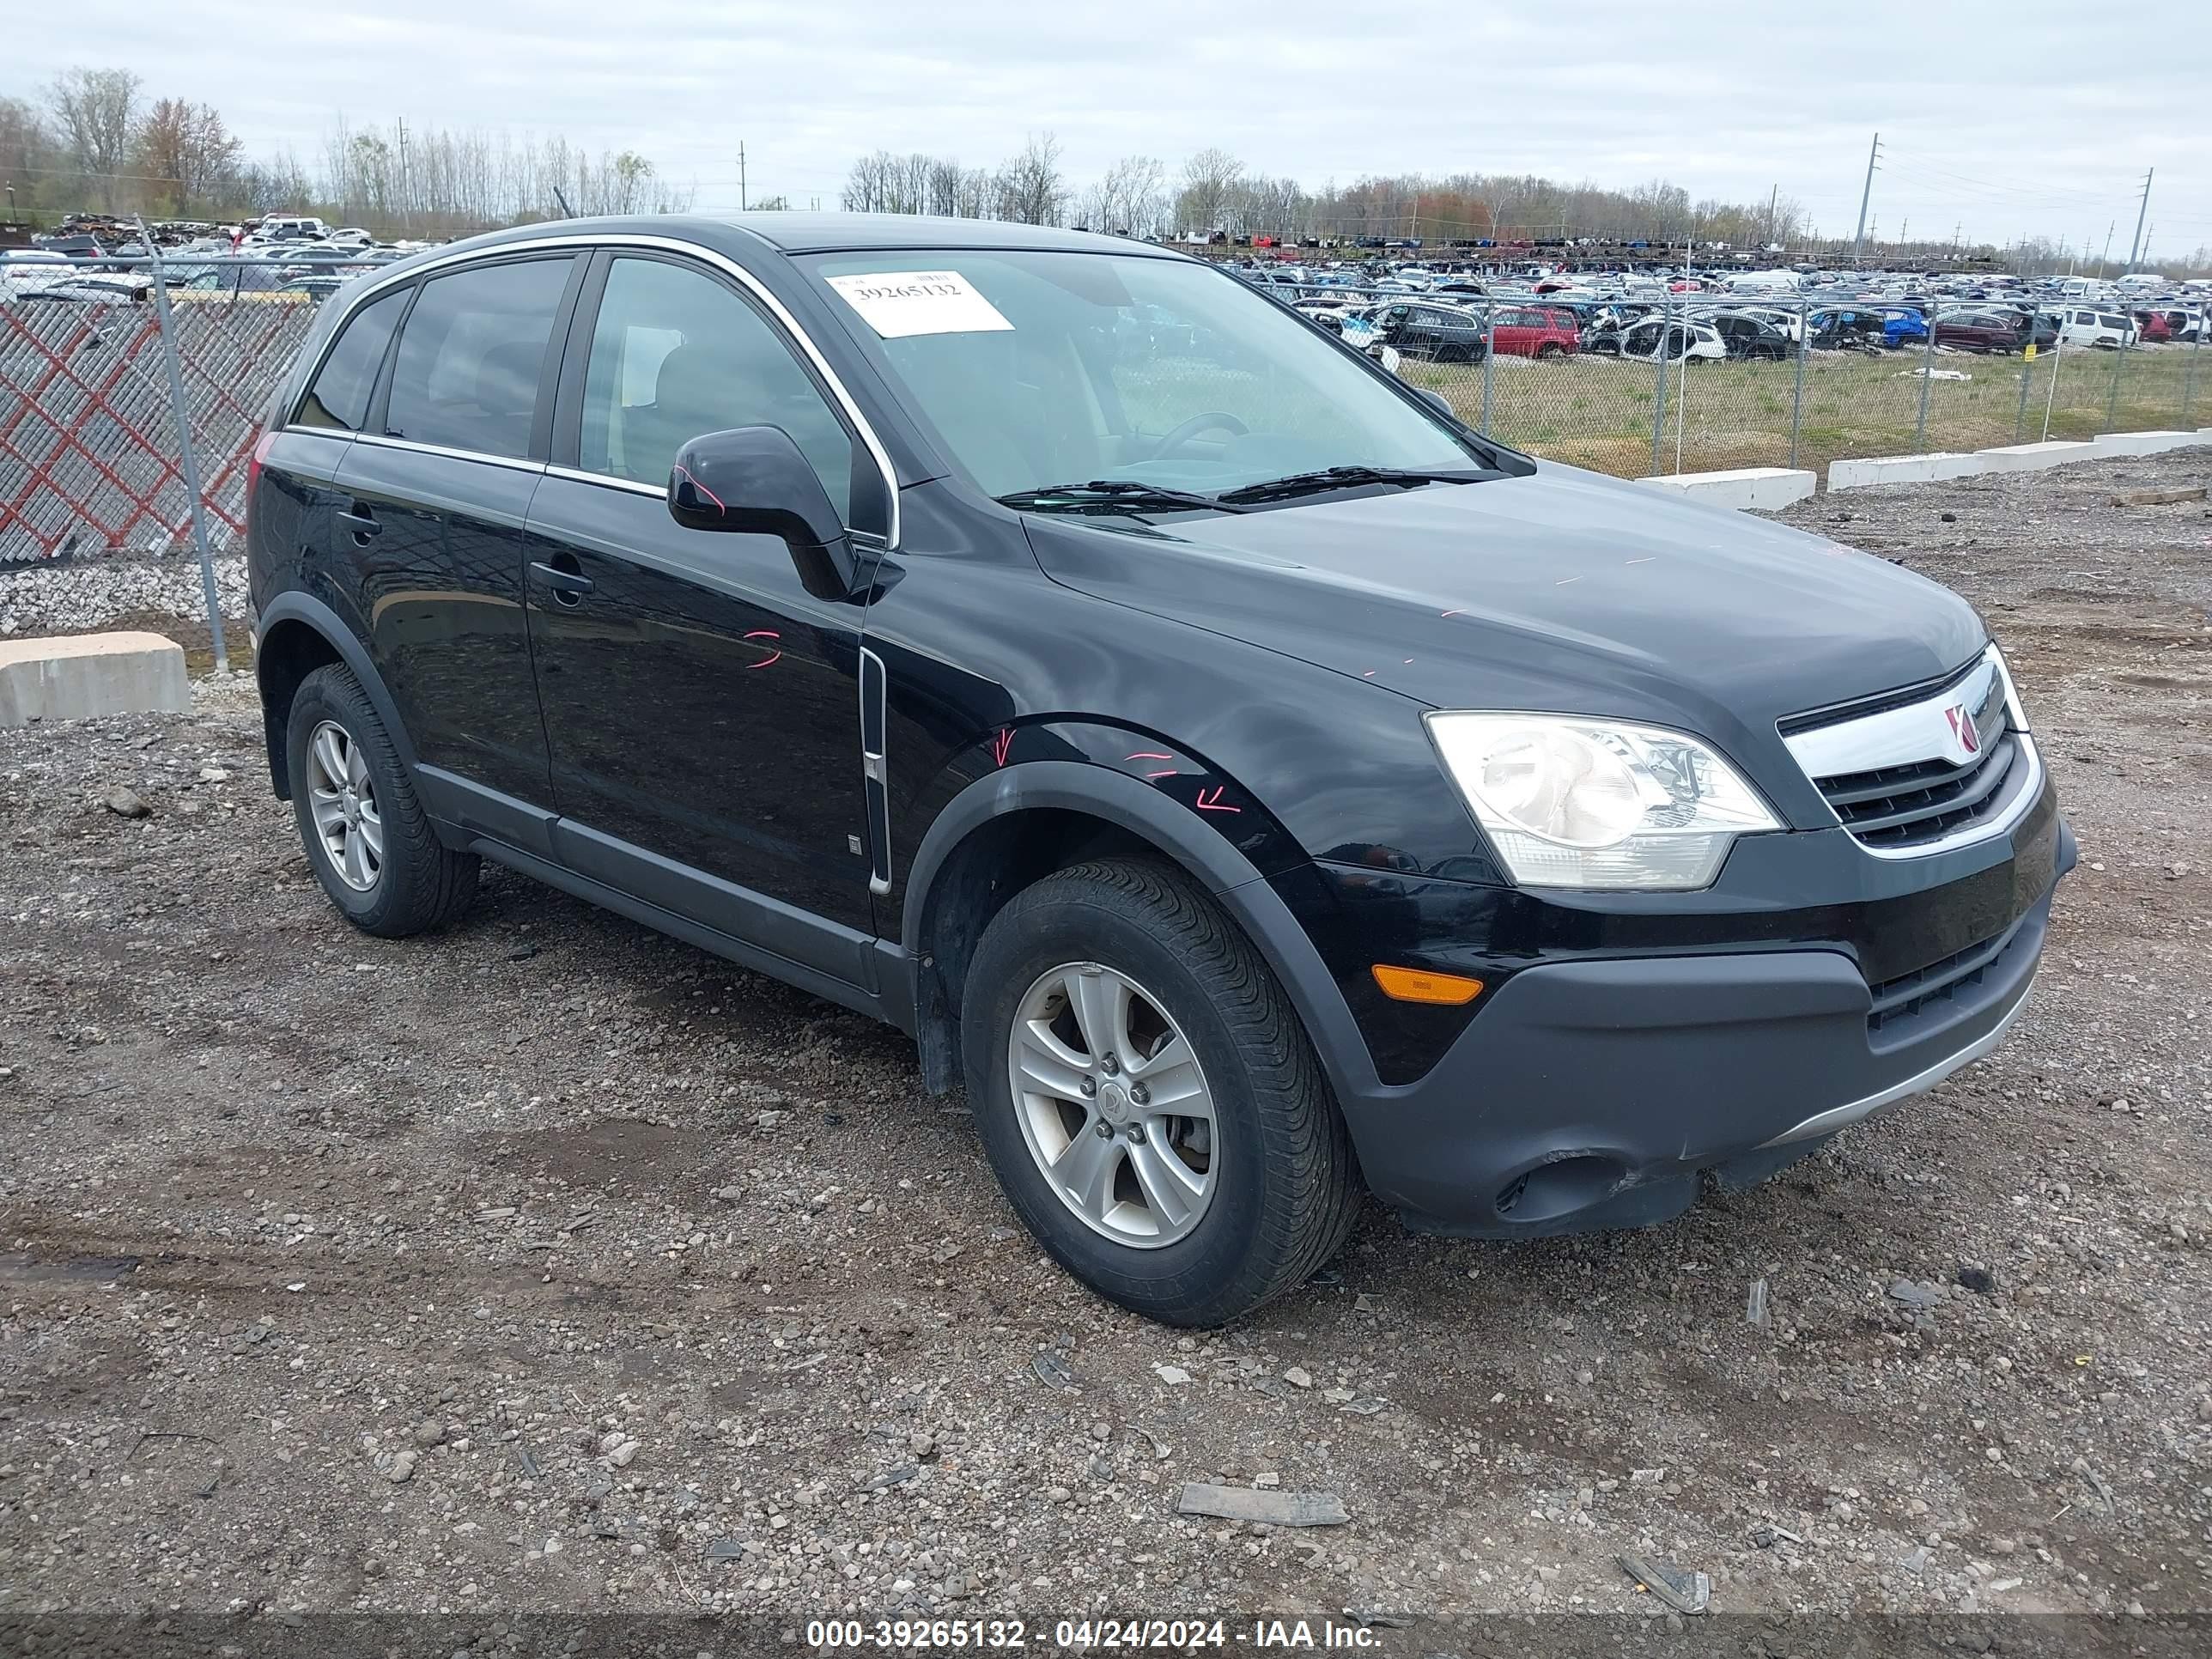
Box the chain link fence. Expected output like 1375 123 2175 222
1 262 319 565
3 260 2205 599
1297 287 2208 481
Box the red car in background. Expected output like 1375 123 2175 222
2132 310 2173 343
1489 304 1581 357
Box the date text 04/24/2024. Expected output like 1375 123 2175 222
805 1618 1385 1649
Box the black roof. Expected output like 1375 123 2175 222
703 212 1175 256
336 213 1190 310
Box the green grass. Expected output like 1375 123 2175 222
1401 343 2209 481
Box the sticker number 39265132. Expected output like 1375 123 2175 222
824 271 1015 338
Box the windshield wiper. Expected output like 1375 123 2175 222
1216 465 1487 505
995 479 1249 516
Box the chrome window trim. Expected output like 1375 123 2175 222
336 429 548 477
1782 645 2041 860
544 463 662 499
315 233 902 547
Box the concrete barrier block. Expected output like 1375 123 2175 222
1638 466 1818 511
2091 430 2199 457
0 630 190 728
1976 441 2096 473
1826 453 1977 491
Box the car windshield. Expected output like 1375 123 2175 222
804 248 1486 501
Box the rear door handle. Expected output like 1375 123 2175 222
337 501 381 541
531 557 592 605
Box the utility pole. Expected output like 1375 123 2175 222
397 117 410 233
1766 182 1778 246
1850 131 1881 267
2099 220 2115 275
738 142 747 211
2122 170 2152 272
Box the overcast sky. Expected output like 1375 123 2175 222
11 0 2210 258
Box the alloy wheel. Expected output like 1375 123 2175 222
1006 962 1218 1248
306 719 384 892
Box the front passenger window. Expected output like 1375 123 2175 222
579 257 852 517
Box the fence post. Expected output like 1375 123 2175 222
1479 303 1497 437
2185 331 2204 428
135 216 229 674
1649 285 1672 477
1788 298 1807 471
1912 305 1937 451
2104 326 2129 431
2014 347 2034 445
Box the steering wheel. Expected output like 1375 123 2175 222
1145 410 1249 461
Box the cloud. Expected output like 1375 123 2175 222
9 0 2208 252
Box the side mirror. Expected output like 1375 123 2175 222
1411 386 1454 421
667 425 863 595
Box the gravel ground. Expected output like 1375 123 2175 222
0 550 250 641
1 454 2209 1642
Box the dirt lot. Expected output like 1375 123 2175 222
2 453 2209 1644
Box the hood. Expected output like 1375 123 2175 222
1024 462 1985 754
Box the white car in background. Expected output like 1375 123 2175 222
2049 308 2138 349
1615 317 1727 363
0 248 75 300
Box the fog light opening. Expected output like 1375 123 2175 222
1493 1154 1629 1224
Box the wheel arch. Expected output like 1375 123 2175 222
254 592 415 799
898 759 1376 1103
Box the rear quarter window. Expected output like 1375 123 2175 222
295 288 408 432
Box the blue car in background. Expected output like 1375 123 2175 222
1882 307 1929 347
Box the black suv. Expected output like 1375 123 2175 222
246 215 2071 1325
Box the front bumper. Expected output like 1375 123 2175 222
1321 798 2073 1239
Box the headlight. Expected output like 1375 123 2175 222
1425 713 1781 890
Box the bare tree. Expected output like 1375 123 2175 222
1097 154 1165 238
134 99 243 211
995 132 1066 227
1176 147 1243 237
47 66 141 208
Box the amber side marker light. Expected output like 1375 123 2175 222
1370 964 1486 1006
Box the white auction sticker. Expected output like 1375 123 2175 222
824 270 1014 338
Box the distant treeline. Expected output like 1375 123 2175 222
1 65 690 238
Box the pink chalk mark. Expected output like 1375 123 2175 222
1124 751 1174 762
1145 769 1179 781
991 727 1013 768
672 464 726 514
1194 787 1240 814
741 629 781 669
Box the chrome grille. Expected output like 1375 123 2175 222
1782 647 2039 856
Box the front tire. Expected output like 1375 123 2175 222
286 664 478 937
962 859 1359 1326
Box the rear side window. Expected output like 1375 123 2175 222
295 289 407 432
384 258 572 459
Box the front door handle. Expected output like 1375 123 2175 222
531 556 592 605
337 501 381 542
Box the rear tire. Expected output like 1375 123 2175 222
286 663 478 937
962 859 1359 1326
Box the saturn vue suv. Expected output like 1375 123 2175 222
245 214 2071 1325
